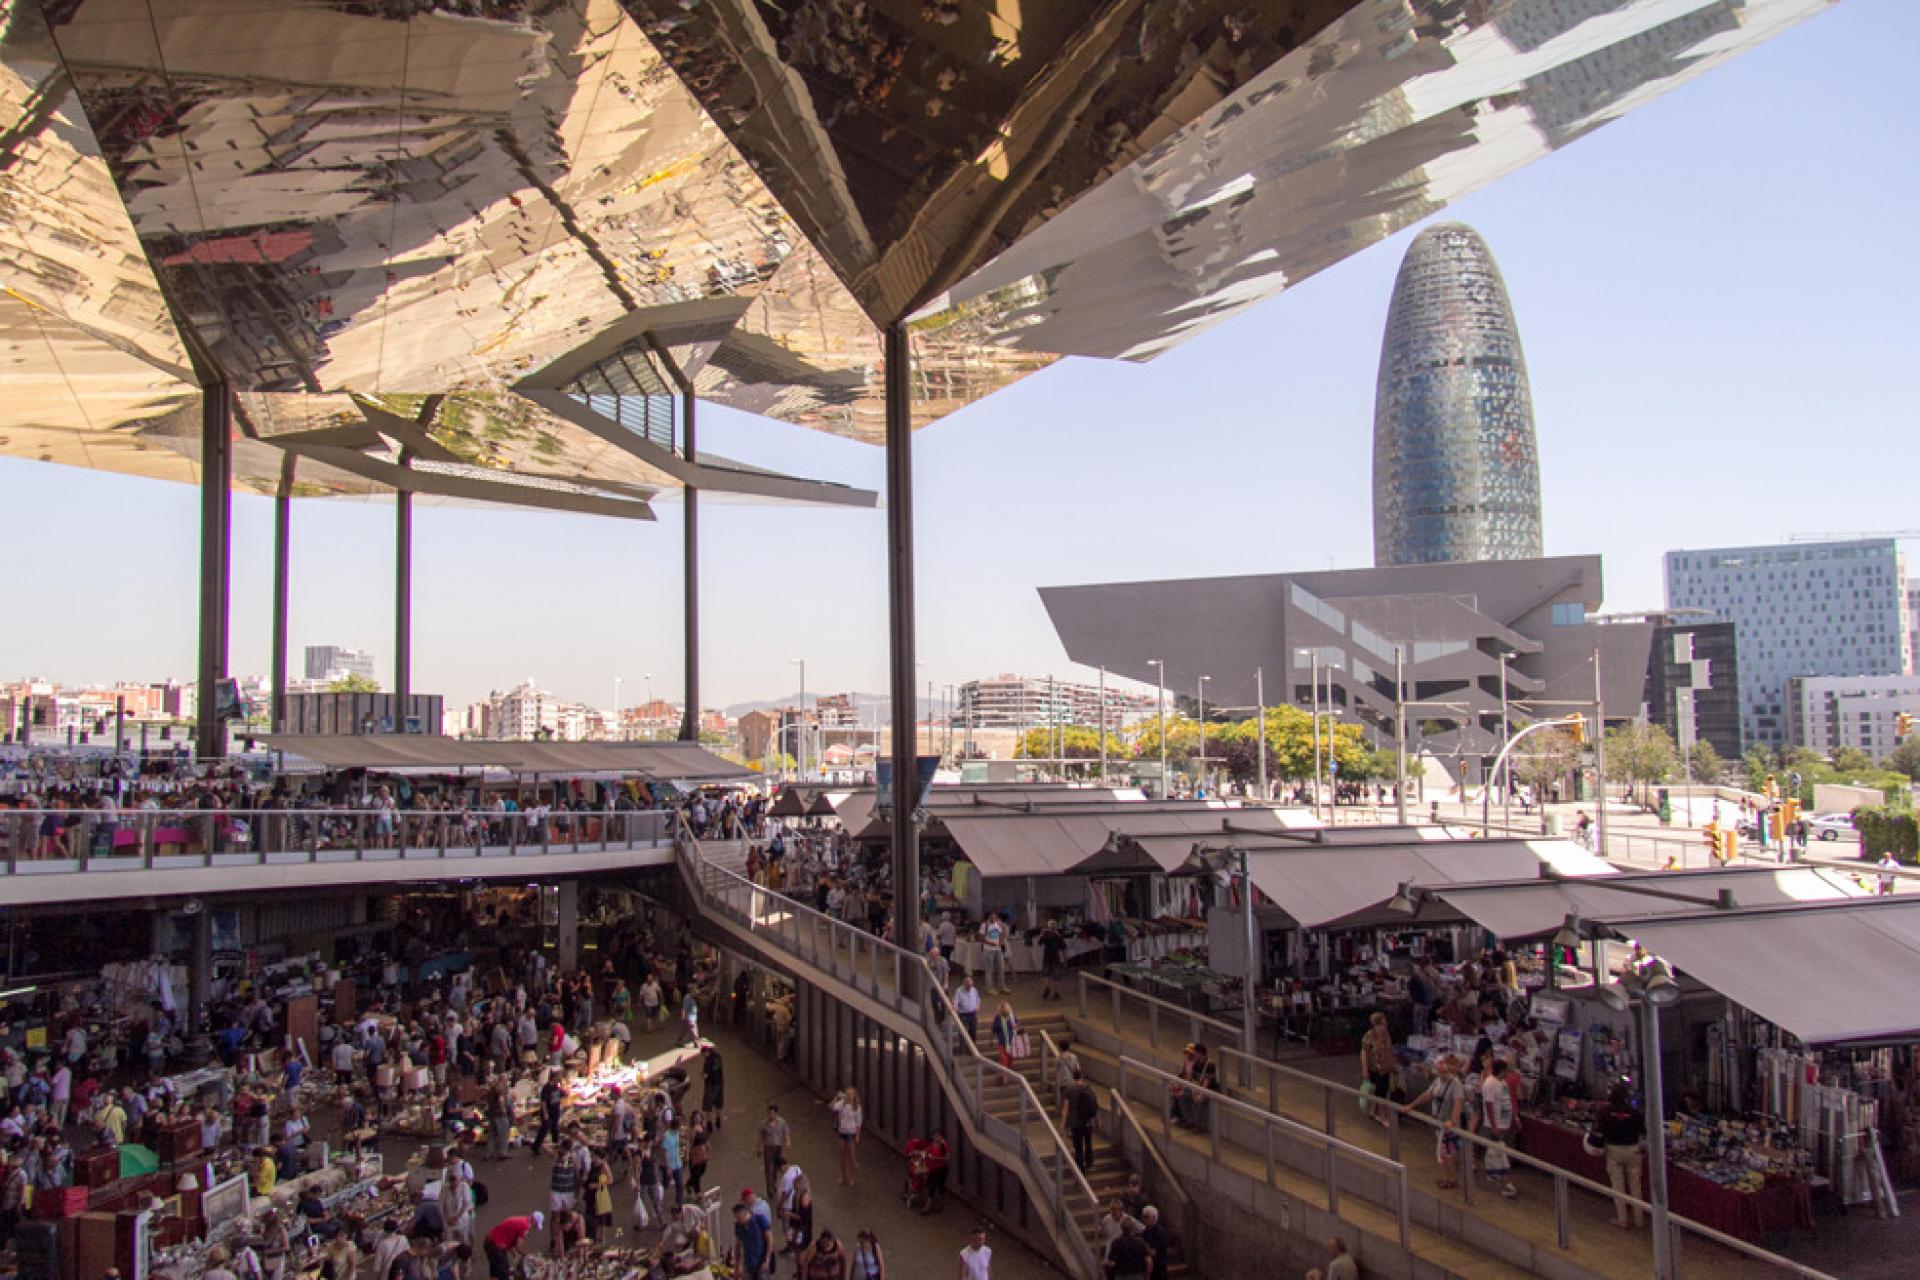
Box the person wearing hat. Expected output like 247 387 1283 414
482 1213 542 1280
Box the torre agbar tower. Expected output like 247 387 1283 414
1372 223 1544 567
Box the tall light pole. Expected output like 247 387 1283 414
1394 647 1409 824
644 673 654 740
1254 667 1267 802
789 658 806 779
1499 650 1516 834
1148 659 1167 798
1196 675 1212 797
1098 666 1109 786
1593 649 1608 858
613 676 623 741
1597 959 1681 1280
1308 651 1322 820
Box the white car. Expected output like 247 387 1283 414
1807 813 1856 841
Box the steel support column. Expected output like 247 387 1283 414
395 484 412 712
884 323 919 939
270 455 295 734
196 382 232 760
678 388 699 742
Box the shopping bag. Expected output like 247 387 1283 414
632 1192 651 1229
1357 1080 1376 1114
1011 1033 1031 1060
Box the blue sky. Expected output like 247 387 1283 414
4 0 1914 713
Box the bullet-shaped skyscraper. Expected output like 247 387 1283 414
1372 223 1542 567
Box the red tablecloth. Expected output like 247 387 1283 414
1517 1117 1813 1242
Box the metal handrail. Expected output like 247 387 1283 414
1077 970 1244 1054
1212 1045 1836 1280
673 820 1104 1278
1117 1053 1413 1249
0 805 673 872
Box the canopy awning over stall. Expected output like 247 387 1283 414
261 736 749 781
1242 838 1616 930
1432 866 1870 941
1615 898 1920 1046
1111 823 1456 873
938 804 1306 879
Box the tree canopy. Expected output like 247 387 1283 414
326 672 381 693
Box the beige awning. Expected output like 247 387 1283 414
940 805 1306 878
1435 866 1869 940
1619 899 1920 1045
1243 838 1616 929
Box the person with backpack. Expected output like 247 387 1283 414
1060 1071 1100 1172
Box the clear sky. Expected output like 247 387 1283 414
4 0 1914 714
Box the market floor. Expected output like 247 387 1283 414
332 1016 1062 1280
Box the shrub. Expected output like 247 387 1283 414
1853 807 1919 863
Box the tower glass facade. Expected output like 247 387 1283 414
1372 223 1543 567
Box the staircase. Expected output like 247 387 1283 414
969 1010 1192 1280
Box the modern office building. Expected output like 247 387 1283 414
1373 224 1543 568
1640 619 1743 763
1042 555 1663 781
957 675 1152 731
1909 578 1919 673
1665 539 1912 748
1786 676 1920 759
304 645 377 684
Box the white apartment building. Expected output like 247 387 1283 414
304 644 377 683
1910 578 1919 673
1786 675 1920 759
1665 539 1912 748
957 674 1152 730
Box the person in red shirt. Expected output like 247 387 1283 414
483 1213 542 1280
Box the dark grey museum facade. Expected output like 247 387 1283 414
1041 555 1741 776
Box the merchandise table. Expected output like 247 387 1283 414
1517 1116 1814 1242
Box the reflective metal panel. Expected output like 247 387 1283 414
44 0 803 394
924 0 1837 361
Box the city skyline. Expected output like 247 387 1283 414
0 1 1911 713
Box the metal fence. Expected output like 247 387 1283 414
0 806 673 871
674 824 1106 1280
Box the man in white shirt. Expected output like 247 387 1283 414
50 1062 72 1129
957 1227 992 1280
953 977 982 1044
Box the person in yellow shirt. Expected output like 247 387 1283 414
98 1097 128 1147
252 1148 278 1196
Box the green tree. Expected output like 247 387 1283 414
1515 728 1580 796
1831 747 1876 776
1684 740 1724 784
1016 725 1129 763
327 672 381 693
1743 745 1778 793
1604 721 1679 804
1887 737 1920 783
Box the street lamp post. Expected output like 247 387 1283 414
613 676 623 741
1499 650 1516 834
1394 646 1409 824
1308 651 1322 820
1098 666 1109 785
1196 675 1211 796
1593 649 1608 857
1254 667 1267 802
1595 958 1681 1280
789 658 806 779
1148 659 1167 798
1198 845 1259 1059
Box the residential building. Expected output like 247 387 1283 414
1373 223 1542 568
1909 577 1919 673
1665 539 1912 748
304 645 377 684
1042 555 1656 783
1786 676 1920 760
737 710 778 761
956 674 1152 731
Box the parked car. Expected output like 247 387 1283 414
1808 813 1856 841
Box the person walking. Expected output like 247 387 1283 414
1478 1057 1520 1198
685 1112 711 1199
732 1201 772 1280
953 977 982 1047
1407 1055 1468 1190
1596 1083 1648 1228
829 1088 863 1186
956 1227 992 1280
979 917 1010 995
759 1105 791 1198
851 1230 886 1280
701 1045 726 1130
1037 919 1067 1001
991 1004 1022 1069
659 1116 685 1209
1060 1071 1099 1172
803 1228 848 1280
1359 1012 1395 1127
1103 1219 1150 1280
1139 1208 1169 1280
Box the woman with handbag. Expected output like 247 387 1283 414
991 1004 1022 1068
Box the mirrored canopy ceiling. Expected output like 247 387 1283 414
0 0 1838 498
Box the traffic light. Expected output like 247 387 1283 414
1769 809 1787 844
1703 821 1721 860
1568 717 1588 746
1721 829 1739 863
1783 798 1801 826
1900 712 1915 738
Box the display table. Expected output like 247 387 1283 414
1517 1117 1813 1242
